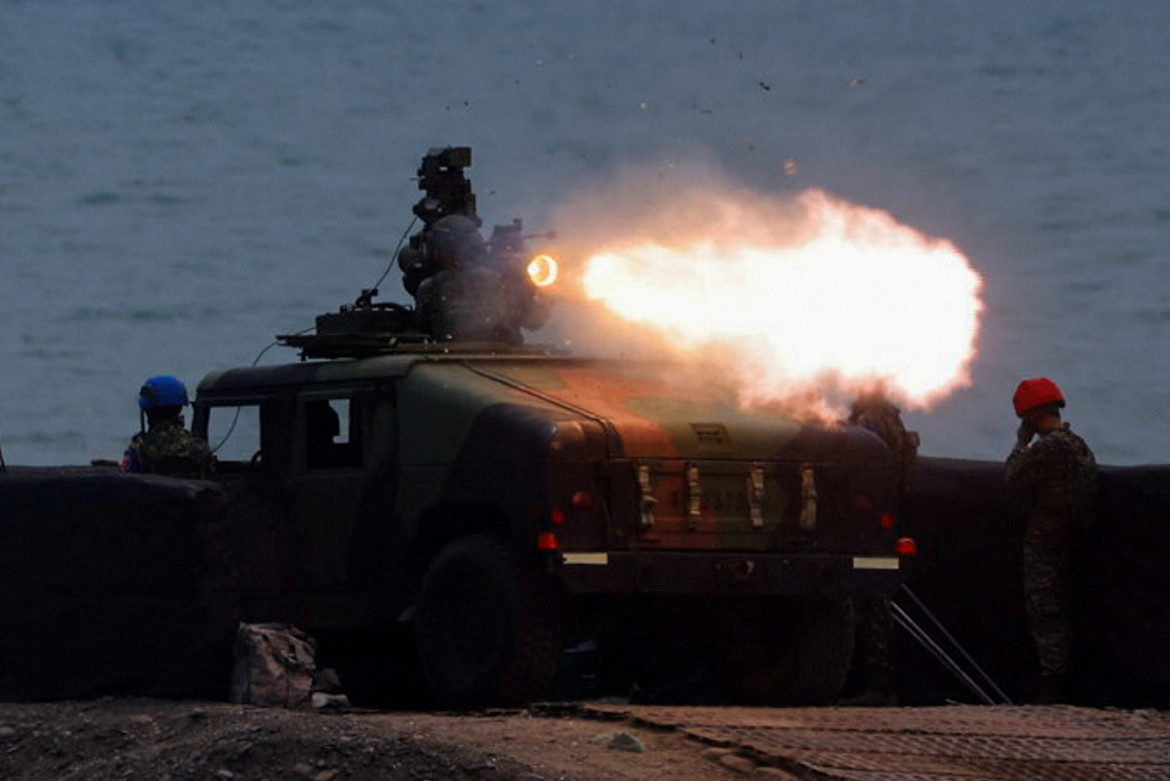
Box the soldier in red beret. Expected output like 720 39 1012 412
1006 378 1097 703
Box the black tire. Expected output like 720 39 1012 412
715 597 856 705
316 624 429 710
414 534 563 709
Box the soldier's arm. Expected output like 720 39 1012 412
1005 434 1060 492
1005 442 1031 488
120 435 144 473
120 447 141 473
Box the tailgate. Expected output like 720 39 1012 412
617 457 862 553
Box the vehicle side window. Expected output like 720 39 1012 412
206 404 263 470
304 398 361 470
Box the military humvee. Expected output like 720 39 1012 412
191 340 905 708
182 145 907 708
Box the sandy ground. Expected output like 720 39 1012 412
0 698 762 781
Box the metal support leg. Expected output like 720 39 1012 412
889 585 1012 705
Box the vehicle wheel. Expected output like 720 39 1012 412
715 597 855 705
414 534 563 709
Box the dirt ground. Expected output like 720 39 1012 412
0 698 760 781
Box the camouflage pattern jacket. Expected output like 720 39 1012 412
1006 423 1097 526
848 401 920 502
123 419 214 479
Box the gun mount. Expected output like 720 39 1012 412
282 147 556 359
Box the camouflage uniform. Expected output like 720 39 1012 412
417 264 523 344
849 397 921 499
408 213 548 345
123 419 214 479
1005 423 1097 678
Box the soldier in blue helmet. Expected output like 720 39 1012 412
121 375 213 479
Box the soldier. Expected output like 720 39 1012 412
398 147 552 344
414 214 520 343
305 400 342 469
839 390 920 706
849 390 920 499
1006 377 1097 703
122 375 213 479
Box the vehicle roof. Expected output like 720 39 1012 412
195 349 890 463
196 350 625 396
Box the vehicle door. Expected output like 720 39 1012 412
197 394 293 604
285 387 372 595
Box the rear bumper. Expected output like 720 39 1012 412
556 550 902 598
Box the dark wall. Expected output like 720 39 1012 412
0 469 237 701
4 460 1169 706
901 457 1170 707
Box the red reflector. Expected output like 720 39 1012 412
537 532 559 550
571 491 594 510
895 537 918 556
880 512 896 530
852 494 873 512
550 508 567 525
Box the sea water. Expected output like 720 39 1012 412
2 0 1168 465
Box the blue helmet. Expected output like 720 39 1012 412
138 375 189 410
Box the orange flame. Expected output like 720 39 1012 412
527 253 560 287
574 189 983 410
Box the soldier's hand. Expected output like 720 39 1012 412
1016 421 1035 445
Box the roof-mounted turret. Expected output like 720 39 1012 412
278 147 559 360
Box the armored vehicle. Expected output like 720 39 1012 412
181 146 908 708
190 343 904 707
